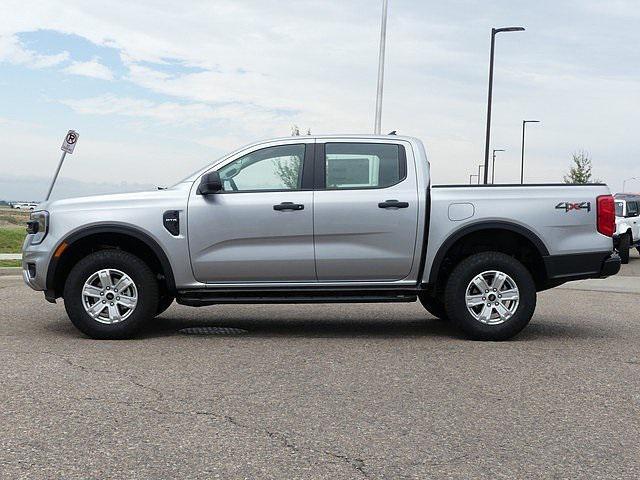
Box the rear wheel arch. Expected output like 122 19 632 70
428 222 549 291
46 225 176 298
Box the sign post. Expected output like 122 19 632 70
45 130 79 201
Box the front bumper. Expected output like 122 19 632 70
21 235 54 292
543 251 621 282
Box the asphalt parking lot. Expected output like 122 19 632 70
1 254 639 479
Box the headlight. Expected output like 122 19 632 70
26 211 49 245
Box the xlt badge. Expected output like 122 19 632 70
163 210 180 236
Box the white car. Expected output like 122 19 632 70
12 202 39 210
614 193 640 263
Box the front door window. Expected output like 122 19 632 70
218 144 306 192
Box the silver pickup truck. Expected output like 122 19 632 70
22 135 620 340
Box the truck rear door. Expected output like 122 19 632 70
313 140 419 281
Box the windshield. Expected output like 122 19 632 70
615 202 624 217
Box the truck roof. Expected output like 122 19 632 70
255 134 420 143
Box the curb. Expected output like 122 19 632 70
0 267 21 277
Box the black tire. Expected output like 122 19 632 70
156 295 175 316
619 234 630 264
418 293 449 321
444 252 536 341
63 250 159 339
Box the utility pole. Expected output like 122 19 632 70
374 0 389 135
492 149 505 184
520 120 540 184
482 26 525 184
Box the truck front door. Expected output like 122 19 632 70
188 142 316 283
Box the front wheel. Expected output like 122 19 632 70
444 252 536 341
156 295 175 316
63 250 159 339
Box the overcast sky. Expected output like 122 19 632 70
1 0 639 200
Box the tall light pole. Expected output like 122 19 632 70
623 176 639 192
374 0 389 135
492 149 505 184
520 120 540 184
477 164 484 184
470 174 479 184
483 26 525 184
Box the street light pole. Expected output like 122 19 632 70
520 120 540 184
491 149 505 184
482 26 525 185
477 164 484 184
374 0 389 135
470 174 478 184
623 176 639 192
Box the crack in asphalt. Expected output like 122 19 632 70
143 407 371 478
42 351 164 402
322 450 370 478
40 350 373 479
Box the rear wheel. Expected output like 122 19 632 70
63 250 159 339
619 234 630 264
444 252 536 341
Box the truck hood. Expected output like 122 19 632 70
37 184 191 213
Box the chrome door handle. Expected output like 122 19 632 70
378 199 409 209
273 202 304 211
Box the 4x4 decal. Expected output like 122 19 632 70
555 201 591 212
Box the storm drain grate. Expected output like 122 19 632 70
179 326 248 336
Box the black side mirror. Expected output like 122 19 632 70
198 171 223 195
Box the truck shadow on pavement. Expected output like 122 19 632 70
39 305 612 341
125 313 608 342
139 316 464 339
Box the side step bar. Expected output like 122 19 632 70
176 288 418 306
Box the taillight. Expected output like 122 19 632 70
596 195 615 237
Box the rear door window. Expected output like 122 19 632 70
323 143 406 189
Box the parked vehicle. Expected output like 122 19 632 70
613 193 640 263
22 135 620 340
12 202 39 210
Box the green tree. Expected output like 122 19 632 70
275 156 301 189
563 151 600 184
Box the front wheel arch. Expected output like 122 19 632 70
47 225 176 298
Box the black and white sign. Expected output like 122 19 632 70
61 130 79 154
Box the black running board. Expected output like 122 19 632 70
176 287 418 306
